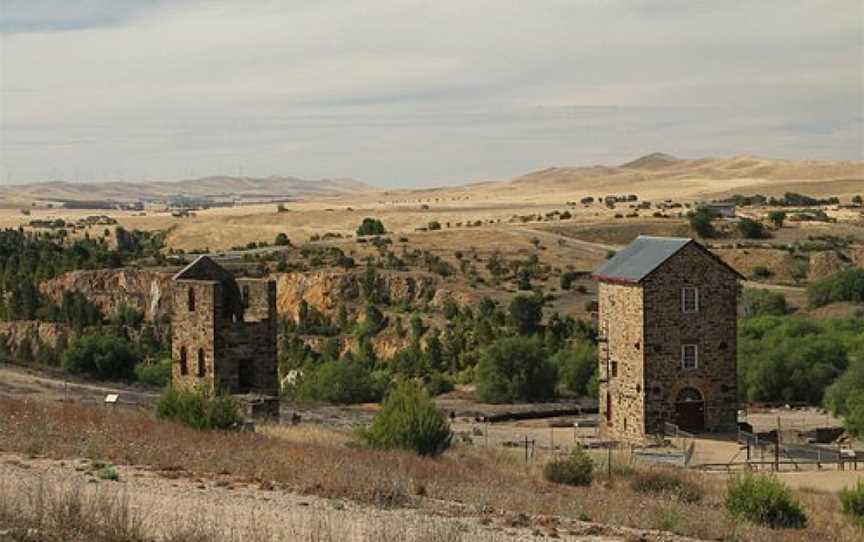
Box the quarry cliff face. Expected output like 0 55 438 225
39 268 175 322
36 266 452 324
275 269 441 319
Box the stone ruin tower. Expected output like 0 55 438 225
593 236 742 443
171 255 279 417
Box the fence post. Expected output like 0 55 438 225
524 436 529 464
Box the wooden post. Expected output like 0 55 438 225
524 436 529 464
775 416 781 472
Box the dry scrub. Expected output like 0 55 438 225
0 398 860 541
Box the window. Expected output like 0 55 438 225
605 392 613 426
179 346 188 375
187 287 196 312
242 286 250 306
197 348 206 377
611 361 618 378
682 287 699 313
681 344 698 370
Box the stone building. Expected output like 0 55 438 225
171 256 279 414
593 236 742 443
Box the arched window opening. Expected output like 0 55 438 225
197 348 206 377
179 346 188 375
187 287 196 312
676 387 703 403
242 285 250 307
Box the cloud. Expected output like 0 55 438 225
0 0 861 186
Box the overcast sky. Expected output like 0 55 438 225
0 1 862 187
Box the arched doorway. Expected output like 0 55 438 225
675 387 705 432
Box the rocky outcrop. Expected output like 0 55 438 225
0 321 76 359
275 270 439 319
39 268 174 322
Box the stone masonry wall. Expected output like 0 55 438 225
597 281 646 442
642 244 738 435
171 280 219 391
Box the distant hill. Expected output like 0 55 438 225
494 153 864 202
0 175 372 206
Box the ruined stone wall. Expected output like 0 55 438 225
171 280 219 391
597 281 646 442
642 244 738 435
224 279 278 394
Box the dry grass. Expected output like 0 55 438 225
1 397 861 541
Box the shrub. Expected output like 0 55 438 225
274 232 291 246
134 358 171 387
689 208 717 238
840 480 864 524
543 447 593 486
95 464 119 481
768 210 786 228
476 336 557 403
508 294 543 335
359 381 452 456
629 469 703 503
807 268 864 308
356 217 386 236
294 359 386 404
738 218 769 239
425 372 454 396
61 333 138 381
553 342 596 397
725 473 807 529
156 386 242 430
752 265 773 279
740 288 788 317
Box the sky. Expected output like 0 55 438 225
0 0 862 187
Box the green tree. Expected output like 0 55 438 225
359 381 452 456
274 233 291 246
553 342 597 397
740 289 787 318
61 332 138 380
508 294 543 335
738 218 769 239
689 208 717 238
356 218 386 236
807 268 864 307
767 210 786 228
294 359 385 404
476 336 557 402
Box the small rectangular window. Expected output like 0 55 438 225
682 287 699 313
611 361 618 378
681 344 698 370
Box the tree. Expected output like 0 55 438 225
560 271 577 290
356 218 386 236
293 359 385 404
427 221 442 231
767 210 786 228
359 381 452 456
852 195 863 207
442 297 459 320
737 218 769 239
807 268 864 307
508 294 543 335
61 333 138 381
554 342 597 397
274 233 291 246
689 208 717 238
476 336 557 402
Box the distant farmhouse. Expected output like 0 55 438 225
171 256 279 417
593 236 743 443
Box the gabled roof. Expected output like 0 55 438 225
173 255 235 282
593 236 743 283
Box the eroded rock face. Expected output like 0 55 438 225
38 268 174 322
0 321 76 356
275 270 439 319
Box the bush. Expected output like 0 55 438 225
807 268 864 308
95 464 119 481
508 294 543 335
156 386 243 430
134 358 171 387
630 469 703 503
359 381 452 456
476 336 557 403
61 333 138 381
294 359 386 404
738 218 769 239
689 208 717 238
553 342 596 397
725 473 807 529
543 447 593 486
740 288 787 318
840 480 864 524
108 303 144 327
356 217 386 236
274 232 291 246
425 372 454 396
752 265 773 279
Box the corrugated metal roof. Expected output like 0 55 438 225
594 236 692 283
